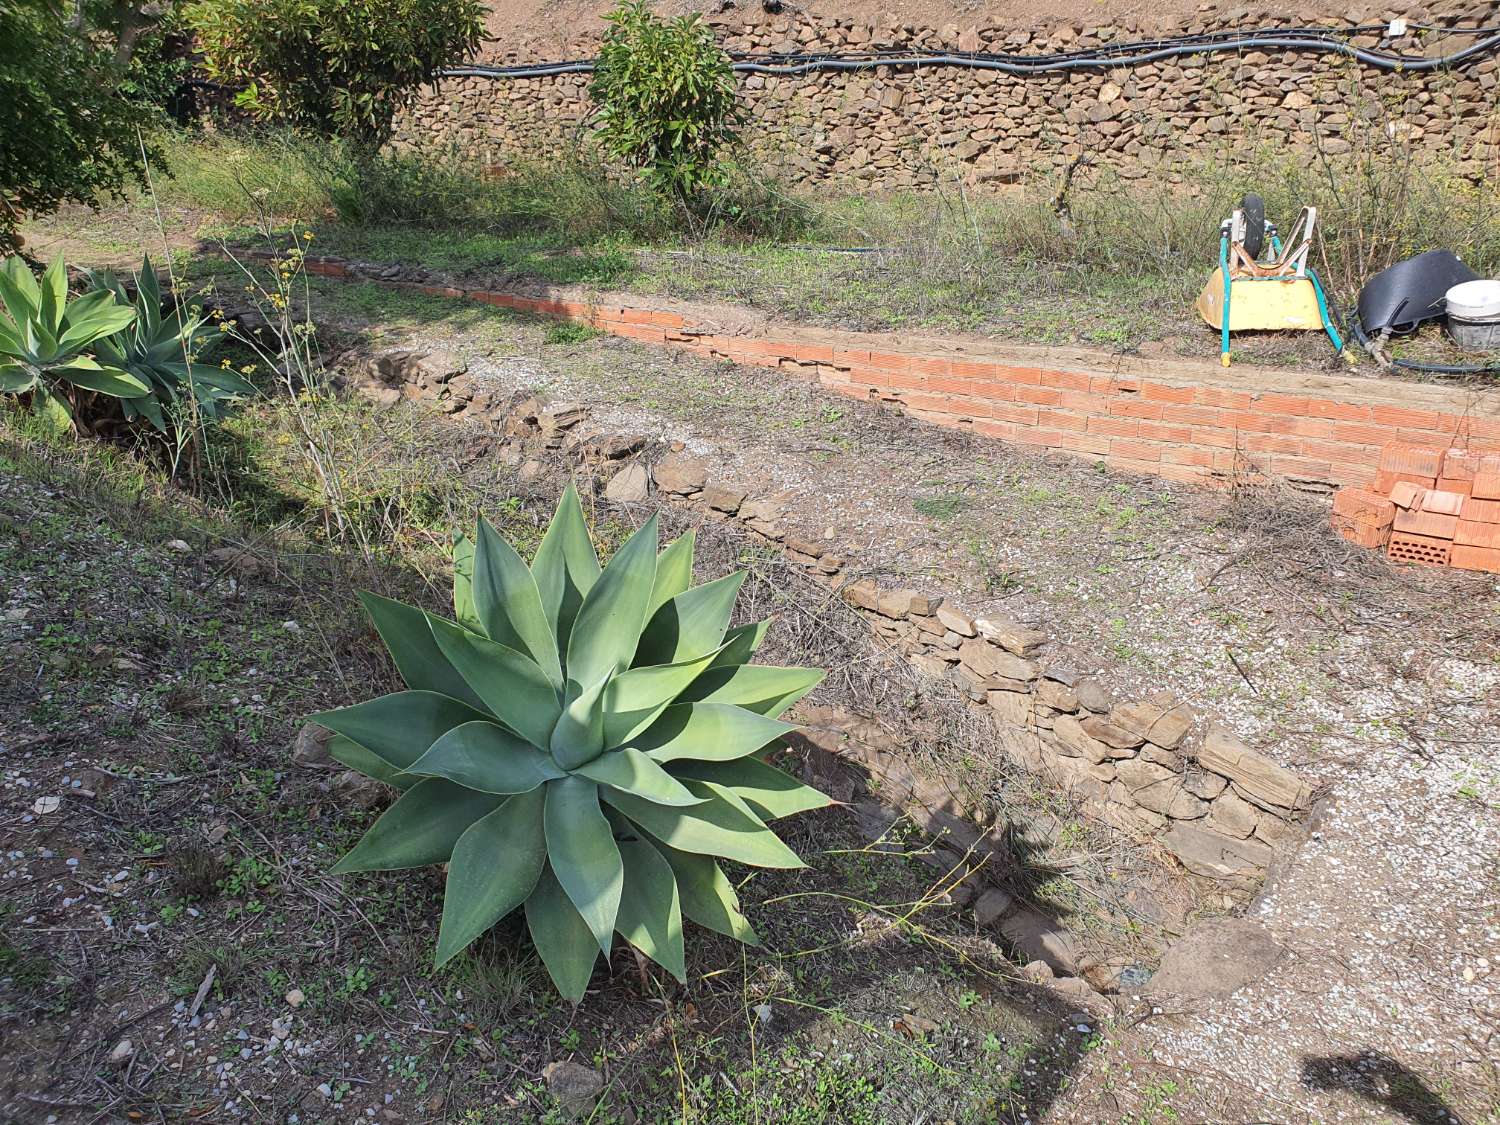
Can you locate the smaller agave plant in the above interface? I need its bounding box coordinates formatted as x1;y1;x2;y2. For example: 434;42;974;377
89;257;254;432
313;486;829;1001
0;255;143;429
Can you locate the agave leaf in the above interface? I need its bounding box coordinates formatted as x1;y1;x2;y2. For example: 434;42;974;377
137;256;162;333
55;361;149;398
711;619;772;669
651;837;759;945
564;514;659;689
574;748;704;807
474;516;563;686
428;615;562;749
435;789;547;967
57;289;137;351
646;530;695;618
635;702;795;764
635;571;745;667
406;720;565;794
31;386;73;433
0;363;34;393
668;756;831;820
0;317;23;356
680;664;825;718
38;256;67;334
0;256;41;325
601;645;724;748
452;534;482;633
615;835;686;981
331;779;505;873
531;483;600;663
550;674;609;770
525;865;600;1003
544;776;623;956
357;592;487;712
602;783;805;869
328;734;419;790
309;690;491;773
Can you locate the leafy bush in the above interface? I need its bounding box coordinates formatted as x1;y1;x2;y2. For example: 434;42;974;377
89;258;254;432
185;0;484;145
0;256;144;430
314;487;827;1000
590;0;744;201
0;0;163;251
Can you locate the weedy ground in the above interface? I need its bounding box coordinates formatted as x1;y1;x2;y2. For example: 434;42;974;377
6;143;1500;1123
0;442;1110;1124
22;127;1500;371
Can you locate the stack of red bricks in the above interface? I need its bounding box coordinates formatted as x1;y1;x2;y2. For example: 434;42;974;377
1331;444;1500;572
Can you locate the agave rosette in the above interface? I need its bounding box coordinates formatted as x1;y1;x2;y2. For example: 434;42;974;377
314;485;828;1000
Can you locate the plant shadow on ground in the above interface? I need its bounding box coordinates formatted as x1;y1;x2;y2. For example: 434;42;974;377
0;400;1107;1122
1302;1052;1473;1125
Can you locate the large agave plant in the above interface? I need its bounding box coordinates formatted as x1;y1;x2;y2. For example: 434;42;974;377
89;257;254;432
313;486;828;1001
0;255;144;429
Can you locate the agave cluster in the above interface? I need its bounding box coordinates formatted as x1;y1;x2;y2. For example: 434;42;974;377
89;258;251;432
314;487;828;1000
0;256;143;428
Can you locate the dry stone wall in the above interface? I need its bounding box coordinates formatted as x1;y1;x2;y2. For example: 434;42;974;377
398;4;1500;188
337;346;1319;890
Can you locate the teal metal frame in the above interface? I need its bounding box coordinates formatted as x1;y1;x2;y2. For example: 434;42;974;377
1217;229;1345;361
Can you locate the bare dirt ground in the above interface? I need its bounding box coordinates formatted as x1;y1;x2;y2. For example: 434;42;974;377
297;276;1500;1122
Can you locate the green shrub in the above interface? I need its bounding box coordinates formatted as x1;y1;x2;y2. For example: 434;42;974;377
185;0;484;145
590;0;744;202
0;1;164;250
314;486;828;1000
89;258;255;432
0;255;145;431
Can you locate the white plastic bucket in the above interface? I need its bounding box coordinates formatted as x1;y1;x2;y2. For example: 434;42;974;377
1446;279;1500;351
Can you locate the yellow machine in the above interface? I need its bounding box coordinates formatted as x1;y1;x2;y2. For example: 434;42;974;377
1196;194;1344;366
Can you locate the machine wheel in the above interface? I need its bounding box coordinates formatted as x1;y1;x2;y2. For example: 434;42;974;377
1240;193;1266;261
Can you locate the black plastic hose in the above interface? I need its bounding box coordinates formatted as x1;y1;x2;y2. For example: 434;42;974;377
441;24;1500;80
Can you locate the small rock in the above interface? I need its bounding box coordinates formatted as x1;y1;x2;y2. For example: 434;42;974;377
291;723;336;769
1073;678;1112;713
334;770;386;810
972;887;1014;926
110;1039;135;1064
543;1060;605;1117
701;486;746;513
285;989;306;1008
935;604;977;637
975;616;1047;656
651;453;707;495
31;796;61;815
1146;918;1283;1000
603;462;649;502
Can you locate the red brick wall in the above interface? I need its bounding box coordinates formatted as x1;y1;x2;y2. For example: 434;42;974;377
294;256;1500;492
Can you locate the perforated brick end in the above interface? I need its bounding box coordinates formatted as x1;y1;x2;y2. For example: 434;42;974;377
1387;532;1452;568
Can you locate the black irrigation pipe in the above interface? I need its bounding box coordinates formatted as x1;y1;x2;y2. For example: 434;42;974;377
442;23;1500;80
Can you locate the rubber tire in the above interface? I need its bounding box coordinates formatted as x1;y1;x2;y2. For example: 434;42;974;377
1240;193;1266;261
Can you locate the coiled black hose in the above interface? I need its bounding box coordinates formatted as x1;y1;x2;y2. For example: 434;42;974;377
442;23;1500;80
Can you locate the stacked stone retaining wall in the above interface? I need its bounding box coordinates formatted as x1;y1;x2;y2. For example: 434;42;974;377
397;3;1500;188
